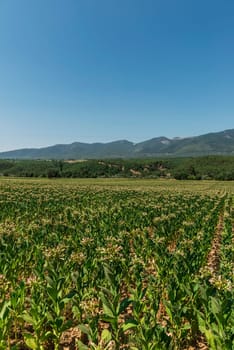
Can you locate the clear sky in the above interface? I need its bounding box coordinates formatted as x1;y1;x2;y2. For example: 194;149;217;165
0;0;233;151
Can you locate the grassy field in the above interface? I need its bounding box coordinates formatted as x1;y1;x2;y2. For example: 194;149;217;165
0;178;233;349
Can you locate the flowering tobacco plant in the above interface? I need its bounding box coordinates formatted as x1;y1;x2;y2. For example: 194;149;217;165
0;178;233;348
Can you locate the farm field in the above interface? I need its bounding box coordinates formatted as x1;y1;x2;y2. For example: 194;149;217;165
0;178;233;350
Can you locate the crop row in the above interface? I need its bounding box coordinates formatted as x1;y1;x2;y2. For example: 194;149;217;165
0;180;233;349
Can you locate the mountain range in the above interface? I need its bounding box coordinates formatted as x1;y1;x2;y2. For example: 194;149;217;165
0;129;234;159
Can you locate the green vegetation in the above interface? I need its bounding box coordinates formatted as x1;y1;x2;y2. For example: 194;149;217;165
0;178;233;349
0;156;234;180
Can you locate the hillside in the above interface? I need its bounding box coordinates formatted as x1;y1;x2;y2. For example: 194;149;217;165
0;129;234;159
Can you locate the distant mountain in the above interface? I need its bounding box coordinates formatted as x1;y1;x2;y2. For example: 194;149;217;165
0;129;234;159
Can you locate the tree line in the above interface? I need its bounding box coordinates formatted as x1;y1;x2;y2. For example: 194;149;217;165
0;156;233;180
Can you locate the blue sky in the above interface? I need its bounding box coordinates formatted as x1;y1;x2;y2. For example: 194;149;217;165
0;0;233;151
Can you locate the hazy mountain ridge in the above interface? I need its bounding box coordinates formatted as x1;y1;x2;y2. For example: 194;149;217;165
0;129;234;159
